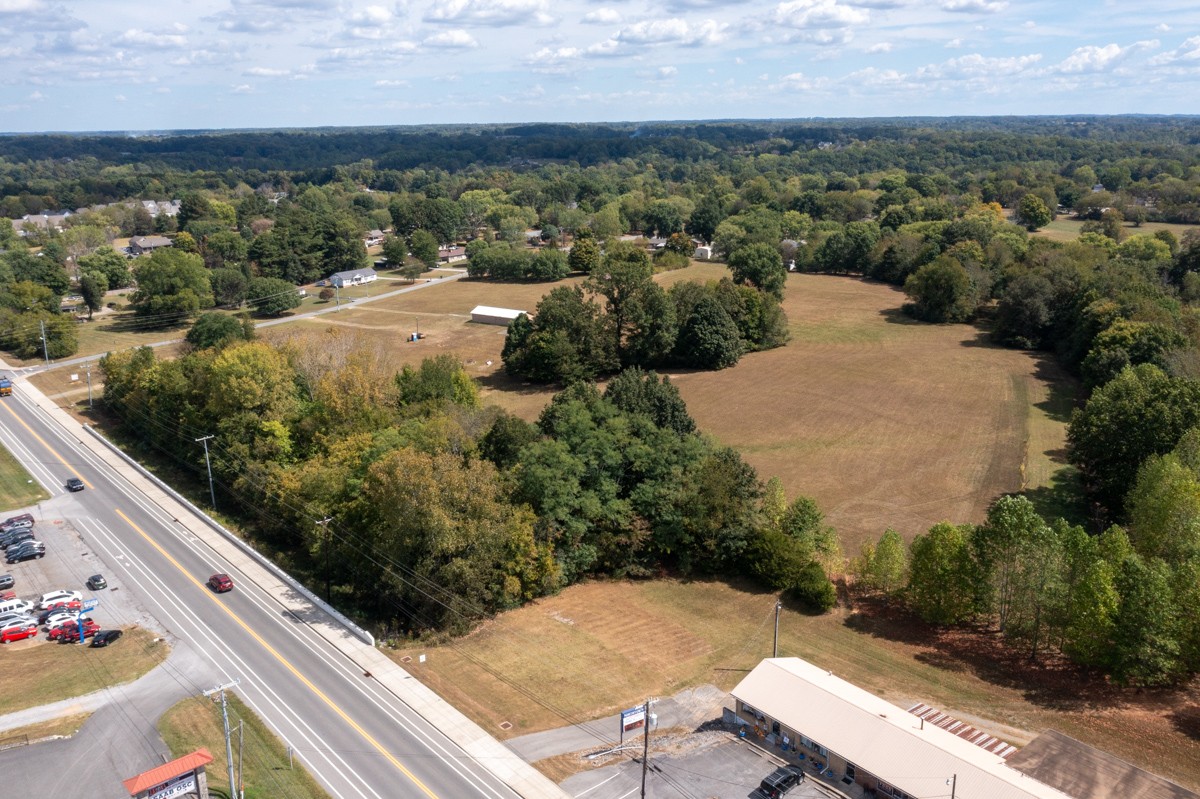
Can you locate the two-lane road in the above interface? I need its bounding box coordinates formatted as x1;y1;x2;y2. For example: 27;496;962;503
0;386;524;799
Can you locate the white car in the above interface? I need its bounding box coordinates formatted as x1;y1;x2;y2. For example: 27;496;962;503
0;612;34;627
38;590;82;610
0;617;36;633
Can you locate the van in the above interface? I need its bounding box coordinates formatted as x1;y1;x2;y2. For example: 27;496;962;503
0;597;34;616
757;766;805;799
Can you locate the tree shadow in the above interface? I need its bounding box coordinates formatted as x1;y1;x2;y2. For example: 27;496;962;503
1169;705;1200;742
878;307;923;326
1022;467;1090;528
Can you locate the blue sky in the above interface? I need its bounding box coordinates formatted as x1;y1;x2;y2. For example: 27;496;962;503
1;0;1199;132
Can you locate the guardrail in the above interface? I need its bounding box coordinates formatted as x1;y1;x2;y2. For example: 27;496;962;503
82;424;375;646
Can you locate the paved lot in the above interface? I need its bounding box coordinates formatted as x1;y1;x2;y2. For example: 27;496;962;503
562;735;838;799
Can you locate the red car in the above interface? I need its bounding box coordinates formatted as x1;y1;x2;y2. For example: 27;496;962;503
0;623;38;643
54;619;99;643
207;573;234;593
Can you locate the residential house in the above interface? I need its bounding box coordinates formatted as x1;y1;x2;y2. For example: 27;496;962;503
329;268;378;288
438;246;467;264
130;235;173;255
364;229;385;247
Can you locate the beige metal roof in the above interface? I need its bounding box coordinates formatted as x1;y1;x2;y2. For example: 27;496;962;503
732;659;1075;799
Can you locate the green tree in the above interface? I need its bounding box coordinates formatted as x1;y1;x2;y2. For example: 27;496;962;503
1125;452;1200;563
210;268;249;307
130;249;213;323
78;271;108;320
409;229;439;268
603;368;695;436
727;243;787;299
186;312;253;351
686;194;724;243
903;256;975;323
381;235;408;267
247;276;302;316
568;237;601;274
77;247;131;289
907;522;978;625
1109;554;1183;686
859;528;908;596
672;291;744;369
587;243;654;365
1016;194;1052;230
785;561;837;612
396;354;479;409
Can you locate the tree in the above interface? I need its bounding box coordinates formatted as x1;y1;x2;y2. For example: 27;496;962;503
568;237;601;274
1109;554;1184;686
129;249;213;323
78;271;108;320
186;312;253;351
1016;194;1052;231
728;243;787;299
396;354;479;409
672;291;744;369
903;256;975;323
409;229;439;268
859;528;908;596
381;235;408;267
587;243;654;365
210;268;249;307
77;247;131;289
785;561;837;612
907;522;978;625
177;193;213;229
687;194;724;243
603;368;696;436
247;276;302;316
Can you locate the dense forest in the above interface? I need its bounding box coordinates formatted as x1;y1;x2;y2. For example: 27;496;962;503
5;116;1200;685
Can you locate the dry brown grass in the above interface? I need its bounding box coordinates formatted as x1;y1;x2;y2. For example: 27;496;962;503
389;578;1200;790
1032;217;1199;243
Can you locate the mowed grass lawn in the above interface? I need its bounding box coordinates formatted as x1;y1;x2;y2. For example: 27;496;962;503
1032;216;1199;243
392;578;1200;791
159;692;330;799
0;440;50;511
0;627;166;716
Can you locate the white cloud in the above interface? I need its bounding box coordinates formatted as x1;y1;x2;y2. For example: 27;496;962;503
1146;36;1199;68
525;46;582;73
1054;40;1157;74
0;0;38;11
114;94;127;102
584;38;621;57
773;71;824;91
423;29;479;48
941;0;1007;12
582;8;621;25
232;84;254;93
356;5;393;24
917;51;1041;79
615;18;726;47
1155;23;1170;33
245;66;290;76
865;42;891;53
946;37;963;48
773;0;870;30
425;0;554;27
374;78;410;86
115;29;188;49
28;90;43;101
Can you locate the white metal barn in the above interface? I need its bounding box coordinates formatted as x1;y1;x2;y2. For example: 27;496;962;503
470;306;526;326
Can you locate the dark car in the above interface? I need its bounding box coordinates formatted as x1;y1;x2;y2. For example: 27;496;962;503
90;629;122;647
65;478;85;492
0;514;34;533
6;545;44;564
207;573;234;593
757;766;805;799
86;574;108;591
0;530;34;548
0;574;12;591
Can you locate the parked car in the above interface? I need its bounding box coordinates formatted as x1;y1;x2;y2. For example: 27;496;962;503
0;530;34;548
0;617;36;634
0;573;13;590
0;622;37;643
57;619;100;643
0;612;34;627
65;478;85;492
6;539;42;555
6;544;44;564
207;573;234;593
38;590;82;609
47;617;92;639
0;598;34;615
37;602;81;623
86;574;107;591
0;590;14;601
42;610;83;629
0;514;34;532
90;629;122;647
756;766;805;799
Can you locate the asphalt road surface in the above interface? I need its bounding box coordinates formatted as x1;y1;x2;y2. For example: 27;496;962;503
0;385;523;799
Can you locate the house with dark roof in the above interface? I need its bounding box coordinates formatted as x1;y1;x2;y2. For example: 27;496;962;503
130;235;173;255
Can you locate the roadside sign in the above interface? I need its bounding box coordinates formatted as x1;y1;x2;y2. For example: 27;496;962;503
81;598;99;611
619;706;646;742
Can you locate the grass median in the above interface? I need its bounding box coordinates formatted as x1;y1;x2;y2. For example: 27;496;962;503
158;692;331;799
0;441;50;512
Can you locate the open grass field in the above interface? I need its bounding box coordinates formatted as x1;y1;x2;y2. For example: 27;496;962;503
391;578;1200;791
0;440;50;511
1032;216;1200;243
158;691;331;799
0;627;166;716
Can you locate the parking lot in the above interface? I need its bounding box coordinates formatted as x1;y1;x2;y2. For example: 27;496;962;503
0;500;166;651
562;732;842;799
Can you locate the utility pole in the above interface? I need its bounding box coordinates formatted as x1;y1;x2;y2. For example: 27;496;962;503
334;284;341;311
39;319;49;369
640;698;656;799
773;600;783;658
316;517;333;602
948;773;956;799
202;680;241;798
85;360;93;409
196;435;216;510
237;720;245;799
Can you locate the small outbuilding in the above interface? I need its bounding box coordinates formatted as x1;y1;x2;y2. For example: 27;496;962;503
329;268;378;288
470;305;525;326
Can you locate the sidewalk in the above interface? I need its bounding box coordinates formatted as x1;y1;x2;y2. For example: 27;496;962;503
7;372;570;799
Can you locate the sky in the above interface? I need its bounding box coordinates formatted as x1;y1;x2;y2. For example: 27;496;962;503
1;0;1199;133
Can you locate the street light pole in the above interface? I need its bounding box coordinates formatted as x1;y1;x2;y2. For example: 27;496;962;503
316;517;333;602
773;600;782;658
949;773;957;799
196;435;216;510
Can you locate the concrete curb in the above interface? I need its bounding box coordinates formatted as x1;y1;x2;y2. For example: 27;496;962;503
82;423;375;647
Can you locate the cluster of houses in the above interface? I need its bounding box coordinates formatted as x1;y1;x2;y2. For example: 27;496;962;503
9;199;181;237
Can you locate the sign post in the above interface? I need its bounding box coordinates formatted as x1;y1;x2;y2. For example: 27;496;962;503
619;705;646;744
76;599;98;645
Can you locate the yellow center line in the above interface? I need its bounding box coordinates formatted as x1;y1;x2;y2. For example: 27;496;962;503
0;397;91;488
112;508;439;799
